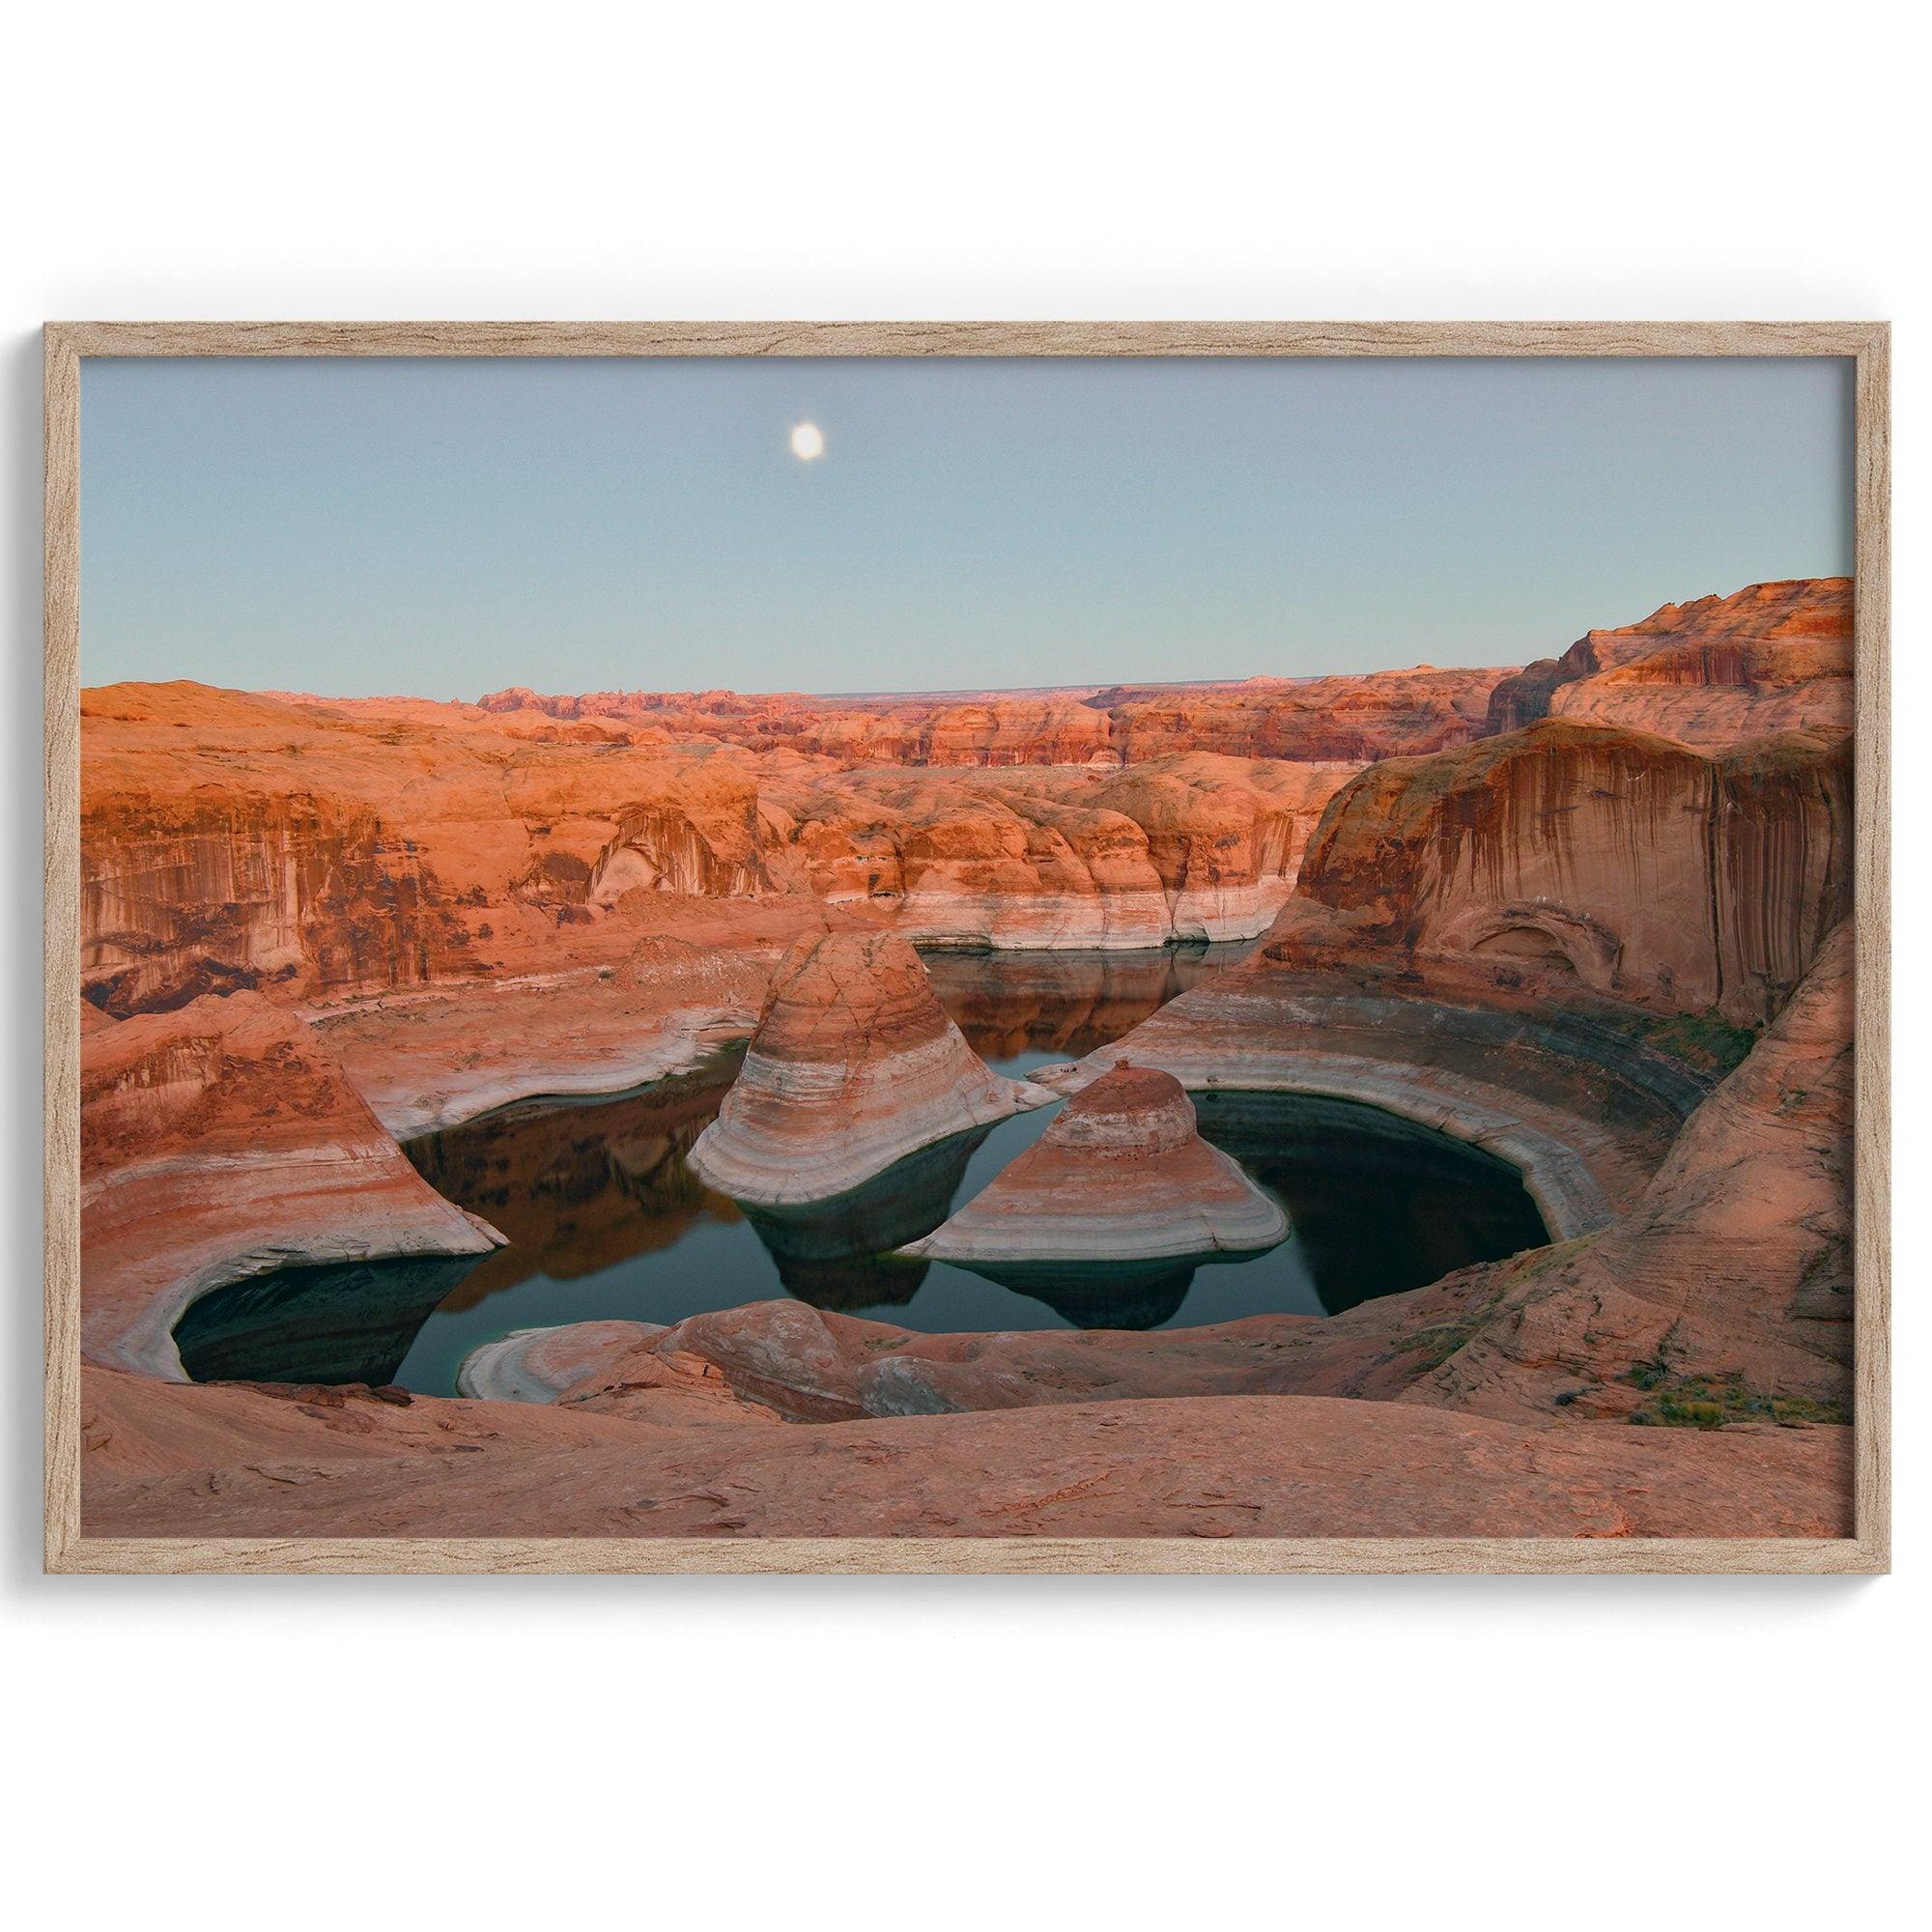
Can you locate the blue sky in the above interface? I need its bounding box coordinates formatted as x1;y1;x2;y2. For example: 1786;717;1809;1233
80;355;1853;698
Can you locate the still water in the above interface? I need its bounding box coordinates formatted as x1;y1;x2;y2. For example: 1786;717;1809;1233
173;945;1548;1393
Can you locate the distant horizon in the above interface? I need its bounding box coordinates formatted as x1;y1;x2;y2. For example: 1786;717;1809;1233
81;357;1853;700
84;569;1851;708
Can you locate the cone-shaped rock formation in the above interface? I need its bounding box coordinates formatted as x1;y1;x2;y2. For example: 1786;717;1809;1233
686;930;1053;1205
902;1064;1286;1265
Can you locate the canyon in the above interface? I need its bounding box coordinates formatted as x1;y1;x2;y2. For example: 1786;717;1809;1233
73;575;1862;1547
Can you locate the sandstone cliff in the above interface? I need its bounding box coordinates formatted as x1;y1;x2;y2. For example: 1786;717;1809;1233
480;665;1511;767
81;683;1362;1016
1294;717;1851;1024
753;753;1360;948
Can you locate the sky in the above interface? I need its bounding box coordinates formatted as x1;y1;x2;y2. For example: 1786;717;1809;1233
79;355;1853;699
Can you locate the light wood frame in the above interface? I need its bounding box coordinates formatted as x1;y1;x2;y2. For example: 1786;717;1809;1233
43;321;1891;1575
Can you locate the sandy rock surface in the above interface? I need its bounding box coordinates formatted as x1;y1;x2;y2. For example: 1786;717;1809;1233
81;1366;1850;1541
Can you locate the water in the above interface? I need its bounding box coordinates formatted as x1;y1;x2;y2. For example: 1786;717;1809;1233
172;944;1548;1393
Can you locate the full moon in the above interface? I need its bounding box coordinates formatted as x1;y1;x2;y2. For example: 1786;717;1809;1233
789;421;825;461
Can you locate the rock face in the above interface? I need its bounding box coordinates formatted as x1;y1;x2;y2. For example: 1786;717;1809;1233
903;1065;1286;1265
1296;718;1851;1024
310;909;810;1139
1398;921;1857;1424
81;685;1361;1019
1100;667;1508;762
1484;578;1851;747
756;753;1362;949
79;991;502;1380
355;923;1851;1527
686;931;1055;1205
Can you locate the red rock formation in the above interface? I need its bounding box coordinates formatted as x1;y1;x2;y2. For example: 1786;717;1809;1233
687;930;1055;1204
72;581;1862;1546
1036;961;1709;1242
456;1321;783;1428
1103;667;1507;762
1295;718;1851;1023
310;902;838;1138
80;990;501;1378
757;753;1360;947
1485;578;1851;747
480;668;1513;768
904;1065;1286;1264
81;684;1358;1017
76;928;1857;1541
1399;923;1856;1422
82;683;867;1001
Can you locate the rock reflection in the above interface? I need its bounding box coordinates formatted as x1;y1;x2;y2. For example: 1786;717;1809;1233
739;1129;988;1309
947;1256;1199;1330
172;1253;485;1386
920;940;1259;1061
403;1052;744;1307
172;949;1553;1396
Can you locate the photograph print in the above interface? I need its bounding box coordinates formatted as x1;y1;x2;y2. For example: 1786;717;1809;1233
56;333;1882;1567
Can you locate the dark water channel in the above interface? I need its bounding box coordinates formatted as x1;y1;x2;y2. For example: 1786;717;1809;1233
173;944;1548;1394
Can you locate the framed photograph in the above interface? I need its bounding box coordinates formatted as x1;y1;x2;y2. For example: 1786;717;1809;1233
44;322;1889;1575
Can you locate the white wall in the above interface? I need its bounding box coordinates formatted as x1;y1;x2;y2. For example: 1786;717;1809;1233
3;5;1919;1924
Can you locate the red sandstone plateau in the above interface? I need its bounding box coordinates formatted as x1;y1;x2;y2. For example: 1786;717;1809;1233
71;576;1862;1548
902;1065;1286;1265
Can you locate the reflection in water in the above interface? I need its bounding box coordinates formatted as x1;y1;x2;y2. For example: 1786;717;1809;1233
171;943;1548;1394
172;1253;485;1386
1191;1091;1548;1314
951;1255;1200;1330
922;941;1260;1062
740;1129;987;1309
404;1053;747;1309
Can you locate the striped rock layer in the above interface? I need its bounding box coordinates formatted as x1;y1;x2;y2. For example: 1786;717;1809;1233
686;930;1053;1206
903;1065;1286;1265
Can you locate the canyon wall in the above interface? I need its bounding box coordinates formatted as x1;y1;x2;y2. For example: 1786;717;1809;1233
83;684;1364;1014
80;576;1851;1016
746;754;1360;948
1294;717;1852;1023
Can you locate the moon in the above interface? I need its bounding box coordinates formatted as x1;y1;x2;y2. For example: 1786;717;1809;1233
789;421;825;462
